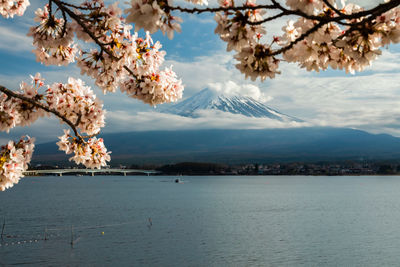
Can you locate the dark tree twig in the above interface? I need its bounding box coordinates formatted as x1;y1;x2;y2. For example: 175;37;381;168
0;85;97;143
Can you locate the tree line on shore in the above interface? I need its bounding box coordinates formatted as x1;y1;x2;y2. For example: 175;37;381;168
28;161;400;176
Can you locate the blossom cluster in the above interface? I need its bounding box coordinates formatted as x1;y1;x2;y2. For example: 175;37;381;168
0;136;34;191
57;130;110;169
214;0;400;79
28;1;183;106
40;75;108;168
46;77;105;136
285;0;335;16
0;74;110;189
280;2;400;74
28;5;77;66
0;74;46;132
214;0;280;81
0;0;29;18
125;0;209;38
125;0;183;39
119;34;183;105
1;74;105;136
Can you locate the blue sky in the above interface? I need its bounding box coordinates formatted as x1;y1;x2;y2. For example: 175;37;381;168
1;0;400;144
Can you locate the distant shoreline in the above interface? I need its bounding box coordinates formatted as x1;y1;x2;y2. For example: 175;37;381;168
24;173;400;177
27;161;400;176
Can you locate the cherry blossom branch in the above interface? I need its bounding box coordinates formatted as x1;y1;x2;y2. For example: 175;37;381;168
53;0;399;67
233;0;400;28
171;0;400;59
74;112;82;127
53;0;143;88
247;12;286;25
48;0;53;16
61;9;68;37
0;85;90;143
169;0;400;20
168;3;277;13
58;1;100;10
272;21;327;56
52;0;118;61
274;1;399;56
322;0;343;15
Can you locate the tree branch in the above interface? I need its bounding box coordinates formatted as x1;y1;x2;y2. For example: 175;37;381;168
52;0;118;61
61;9;67;38
52;0;142;87
247;12;286;25
168;3;277;14
265;0;399;56
58;1;99;10
74;112;82;127
0;85;96;143
170;0;400;25
322;0;343;16
272;20;328;56
169;0;400;57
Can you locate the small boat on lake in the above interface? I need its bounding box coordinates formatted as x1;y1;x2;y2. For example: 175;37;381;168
175;178;185;184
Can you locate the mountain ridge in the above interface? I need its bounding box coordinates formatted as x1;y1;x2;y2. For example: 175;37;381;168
160;88;302;122
33;127;400;165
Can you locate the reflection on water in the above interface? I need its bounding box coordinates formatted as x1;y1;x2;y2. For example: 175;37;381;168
1;175;400;266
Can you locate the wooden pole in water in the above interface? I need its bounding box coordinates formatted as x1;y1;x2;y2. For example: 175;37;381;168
70;225;74;247
1;218;5;241
44;225;48;241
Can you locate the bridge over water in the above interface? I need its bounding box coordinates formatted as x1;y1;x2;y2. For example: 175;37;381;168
24;168;161;176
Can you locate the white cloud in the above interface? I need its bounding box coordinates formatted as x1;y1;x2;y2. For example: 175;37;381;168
106;110;309;132
0;26;33;53
366;51;400;73
165;53;236;97
207;81;273;102
0;116;68;144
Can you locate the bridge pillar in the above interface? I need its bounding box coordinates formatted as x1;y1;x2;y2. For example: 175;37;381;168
59;173;62;177
91;172;94;176
123;172;126;176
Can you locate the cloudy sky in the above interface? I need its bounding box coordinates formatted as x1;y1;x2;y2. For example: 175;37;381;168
0;0;400;144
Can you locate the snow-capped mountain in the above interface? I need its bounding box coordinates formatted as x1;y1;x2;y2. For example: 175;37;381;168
161;88;302;122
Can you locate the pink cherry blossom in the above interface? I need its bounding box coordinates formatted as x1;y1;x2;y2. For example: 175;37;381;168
0;136;35;191
28;5;77;66
0;0;29;18
57;130;111;169
125;0;183;39
46;77;105;136
235;43;280;81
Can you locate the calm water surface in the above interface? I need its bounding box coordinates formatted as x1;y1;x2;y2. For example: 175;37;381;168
1;175;400;266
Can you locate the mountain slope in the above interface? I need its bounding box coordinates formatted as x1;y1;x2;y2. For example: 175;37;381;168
34;128;400;165
161;88;302;121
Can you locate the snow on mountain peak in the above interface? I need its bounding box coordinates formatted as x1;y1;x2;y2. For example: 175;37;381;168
160;88;302;122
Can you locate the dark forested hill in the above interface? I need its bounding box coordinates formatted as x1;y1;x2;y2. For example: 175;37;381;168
33;127;400;165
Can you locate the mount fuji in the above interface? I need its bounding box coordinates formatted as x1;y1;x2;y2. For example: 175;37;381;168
160;88;302;122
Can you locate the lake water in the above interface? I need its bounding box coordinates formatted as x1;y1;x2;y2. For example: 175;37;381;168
1;175;400;266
